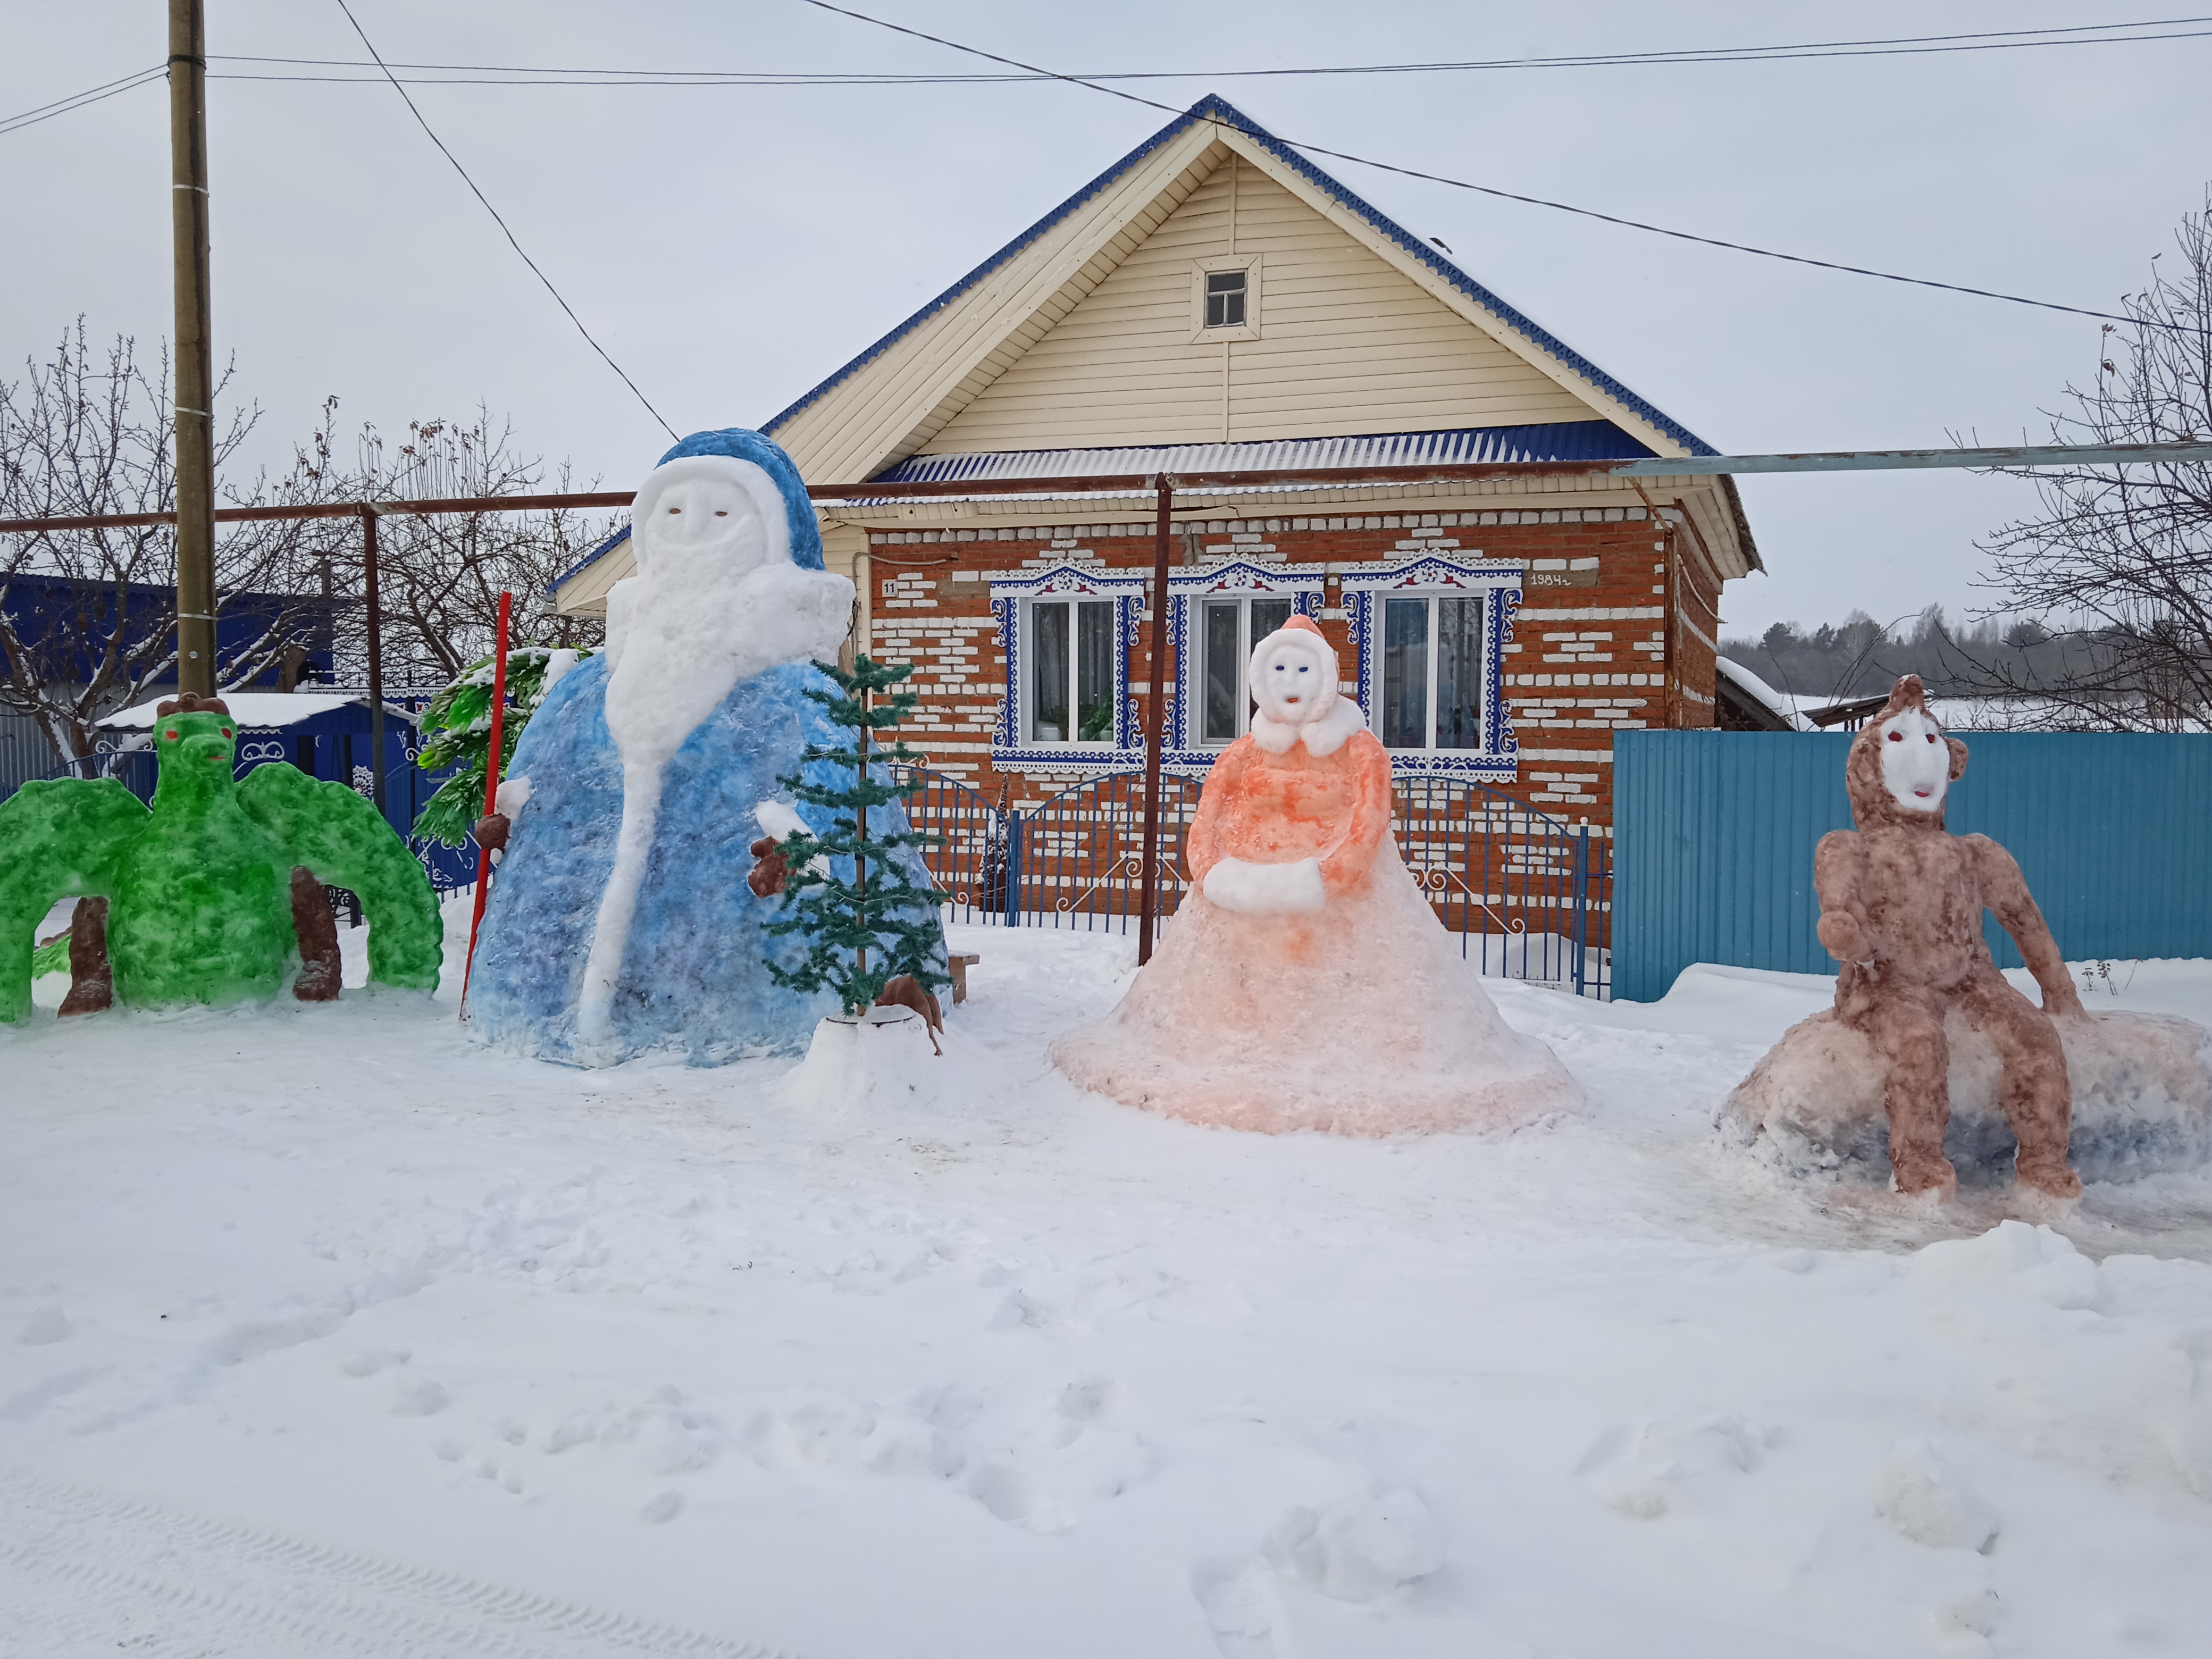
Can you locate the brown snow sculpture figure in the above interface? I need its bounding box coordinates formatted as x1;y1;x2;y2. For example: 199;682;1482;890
1795;676;2081;1199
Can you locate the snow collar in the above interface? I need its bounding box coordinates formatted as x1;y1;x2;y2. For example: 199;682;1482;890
1251;699;1366;757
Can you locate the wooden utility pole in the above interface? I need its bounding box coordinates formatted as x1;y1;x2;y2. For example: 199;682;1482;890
169;0;216;699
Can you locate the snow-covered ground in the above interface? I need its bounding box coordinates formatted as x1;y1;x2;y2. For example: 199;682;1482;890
4;899;2210;1658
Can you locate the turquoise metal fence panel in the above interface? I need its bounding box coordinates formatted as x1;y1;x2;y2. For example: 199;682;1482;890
1614;731;2212;1003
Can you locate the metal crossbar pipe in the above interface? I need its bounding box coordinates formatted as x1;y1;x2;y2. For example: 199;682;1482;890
9;441;2212;538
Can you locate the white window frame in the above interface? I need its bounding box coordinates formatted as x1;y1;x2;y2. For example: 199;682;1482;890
1191;591;1301;748
1161;560;1326;773
1372;588;1489;753
1340;556;1524;783
1187;255;1263;343
987;564;1147;774
1020;593;1120;749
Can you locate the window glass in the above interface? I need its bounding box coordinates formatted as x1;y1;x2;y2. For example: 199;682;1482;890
1030;601;1068;742
1249;597;1292;642
1076;601;1115;741
1203;600;1241;743
1435;596;1484;749
1205;270;1247;328
1381;597;1429;748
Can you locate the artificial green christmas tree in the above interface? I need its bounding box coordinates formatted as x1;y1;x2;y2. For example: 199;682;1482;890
763;656;949;1018
414;646;593;848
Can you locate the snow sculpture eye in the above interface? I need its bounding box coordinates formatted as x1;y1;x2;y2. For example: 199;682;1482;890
163;728;178;740
1887;731;1903;742
667;507;681;514
220;727;232;738
1925;733;1937;743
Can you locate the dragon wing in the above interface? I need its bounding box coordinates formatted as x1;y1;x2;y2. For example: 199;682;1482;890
0;777;147;1022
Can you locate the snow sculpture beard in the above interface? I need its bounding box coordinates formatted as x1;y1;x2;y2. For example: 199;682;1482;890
576;455;855;1053
1247;621;1364;757
1876;706;1952;815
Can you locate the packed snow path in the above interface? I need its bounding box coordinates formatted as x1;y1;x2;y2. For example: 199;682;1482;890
3;903;2210;1658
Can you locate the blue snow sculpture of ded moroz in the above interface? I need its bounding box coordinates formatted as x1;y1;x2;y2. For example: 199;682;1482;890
465;428;940;1066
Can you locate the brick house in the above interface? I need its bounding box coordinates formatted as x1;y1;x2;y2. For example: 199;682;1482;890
556;95;1760;838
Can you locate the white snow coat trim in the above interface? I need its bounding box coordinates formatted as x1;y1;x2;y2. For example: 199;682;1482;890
1250;700;1365;758
577;454;858;1053
1204;856;1327;915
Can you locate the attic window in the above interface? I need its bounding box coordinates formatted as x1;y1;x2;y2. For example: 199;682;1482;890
1203;270;1247;328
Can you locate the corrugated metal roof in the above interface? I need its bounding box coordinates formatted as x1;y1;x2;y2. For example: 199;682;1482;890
549;419;1661;591
872;420;1656;485
759;94;1719;458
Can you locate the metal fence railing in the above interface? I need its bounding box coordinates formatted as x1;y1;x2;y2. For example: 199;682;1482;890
891;764;1610;997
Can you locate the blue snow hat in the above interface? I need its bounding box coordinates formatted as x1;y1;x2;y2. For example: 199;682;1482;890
654;428;824;572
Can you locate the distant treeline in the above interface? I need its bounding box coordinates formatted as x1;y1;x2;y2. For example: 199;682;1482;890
1719;606;2106;705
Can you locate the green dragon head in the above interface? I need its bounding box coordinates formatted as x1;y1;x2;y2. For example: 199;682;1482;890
150;694;239;804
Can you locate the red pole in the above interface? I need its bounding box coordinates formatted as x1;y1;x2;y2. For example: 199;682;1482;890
458;591;514;1018
1135;474;1174;966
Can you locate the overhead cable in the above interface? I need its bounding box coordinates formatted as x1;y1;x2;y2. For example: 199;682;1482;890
0;65;167;137
795;0;2198;336
198;15;2212;82
329;0;677;441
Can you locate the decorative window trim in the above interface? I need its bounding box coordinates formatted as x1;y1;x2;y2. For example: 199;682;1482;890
988;564;1149;774
1162;560;1327;773
1340;556;1524;782
1188;255;1263;343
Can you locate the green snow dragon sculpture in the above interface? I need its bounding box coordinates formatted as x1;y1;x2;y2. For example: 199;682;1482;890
0;694;442;1022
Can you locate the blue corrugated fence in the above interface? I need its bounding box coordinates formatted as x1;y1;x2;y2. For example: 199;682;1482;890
1613;731;2212;1002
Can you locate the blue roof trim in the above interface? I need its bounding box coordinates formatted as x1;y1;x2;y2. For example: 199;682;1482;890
551;523;630;593
760;94;1717;458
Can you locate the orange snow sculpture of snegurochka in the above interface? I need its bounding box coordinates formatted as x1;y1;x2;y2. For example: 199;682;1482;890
1051;616;1578;1135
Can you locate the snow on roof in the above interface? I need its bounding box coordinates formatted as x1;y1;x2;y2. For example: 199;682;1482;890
1715;657;1815;732
758;94;1721;459
98;692;420;731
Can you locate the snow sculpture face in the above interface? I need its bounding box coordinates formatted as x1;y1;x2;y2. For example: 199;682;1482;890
1250;628;1338;727
1878;705;1951;812
629;456;786;588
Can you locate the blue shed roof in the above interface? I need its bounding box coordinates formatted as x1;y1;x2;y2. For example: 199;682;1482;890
761;94;1717;458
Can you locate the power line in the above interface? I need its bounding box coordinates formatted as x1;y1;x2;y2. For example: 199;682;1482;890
0;65;166;137
795;0;2197;337
329;0;677;442
15;14;2212;130
196;16;2212;81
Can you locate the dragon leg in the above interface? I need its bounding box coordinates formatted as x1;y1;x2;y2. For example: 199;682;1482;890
238;765;443;993
290;867;342;1001
0;778;147;1022
57;897;115;1017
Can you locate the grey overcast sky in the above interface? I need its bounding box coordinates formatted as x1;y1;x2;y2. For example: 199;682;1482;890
5;2;2208;638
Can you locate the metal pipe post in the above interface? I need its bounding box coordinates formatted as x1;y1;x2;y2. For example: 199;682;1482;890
1135;474;1175;966
362;506;386;816
167;0;215;698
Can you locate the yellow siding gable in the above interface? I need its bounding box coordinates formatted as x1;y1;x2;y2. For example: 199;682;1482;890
925;154;1599;455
